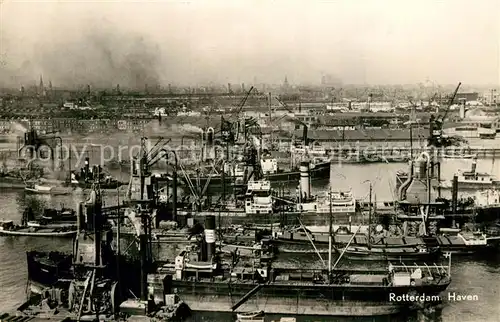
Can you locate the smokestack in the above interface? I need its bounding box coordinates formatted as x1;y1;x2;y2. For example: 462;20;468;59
459;102;466;119
20;86;25;97
87;84;91;96
242;83;245;93
471;157;477;173
300;162;311;200
418;158;427;179
205;215;216;261
168;84;172;94
145;83;149;94
302;125;308;147
201;131;206;162
116;84;120;93
206;127;215;159
84;157;90;176
228;83;232;94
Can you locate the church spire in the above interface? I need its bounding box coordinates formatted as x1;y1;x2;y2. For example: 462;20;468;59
39;75;46;96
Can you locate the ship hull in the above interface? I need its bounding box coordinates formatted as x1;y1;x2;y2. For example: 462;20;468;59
170;280;447;316
26;251;73;289
340;248;441;261
177;210;357;226
440;182;500;190
67;181;124;190
24;187;71;195
0;228;77;237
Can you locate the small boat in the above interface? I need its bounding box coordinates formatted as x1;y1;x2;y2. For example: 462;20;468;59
40;208;76;221
339;245;441;261
0;220;77;237
26;251;74;292
24;183;70;195
236;310;265;321
442;153;477;159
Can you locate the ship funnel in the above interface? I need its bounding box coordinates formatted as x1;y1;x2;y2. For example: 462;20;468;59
131;159;138;176
204;215;216;261
205;127;215;160
459;103;466;119
417;152;430;179
302;125;308;147
300;161;311;199
471;157;477;173
84;157;90;176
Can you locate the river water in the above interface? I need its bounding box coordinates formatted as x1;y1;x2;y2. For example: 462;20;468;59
1;160;499;321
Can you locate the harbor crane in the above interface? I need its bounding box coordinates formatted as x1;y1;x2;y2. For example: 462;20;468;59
17;122;62;171
427;82;466;148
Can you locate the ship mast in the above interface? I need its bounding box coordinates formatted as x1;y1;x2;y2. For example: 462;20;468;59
368;181;372;250
328;188;333;276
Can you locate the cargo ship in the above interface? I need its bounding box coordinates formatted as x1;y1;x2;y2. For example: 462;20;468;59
176;162;357;227
149;212;452;317
162;247;451;316
180;157;331;189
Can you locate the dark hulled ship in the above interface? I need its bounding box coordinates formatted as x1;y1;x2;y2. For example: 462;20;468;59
156;215;452;317
164;249;451;316
67;157;123;189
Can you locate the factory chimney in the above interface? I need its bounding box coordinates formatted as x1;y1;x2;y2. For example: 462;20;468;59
86;84;91;96
204;215;216;261
228;83;232;94
168;83;172;94
471;157;477;173
459;100;466;119
299;162;311;200
241;83;246;93
116;84;120;94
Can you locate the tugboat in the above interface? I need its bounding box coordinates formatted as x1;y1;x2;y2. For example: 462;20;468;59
439;157;500;191
67;157;123;189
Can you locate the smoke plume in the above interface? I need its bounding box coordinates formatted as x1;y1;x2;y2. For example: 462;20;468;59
170;124;204;136
1;19;164;89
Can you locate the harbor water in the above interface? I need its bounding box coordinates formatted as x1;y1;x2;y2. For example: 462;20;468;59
1;160;499;321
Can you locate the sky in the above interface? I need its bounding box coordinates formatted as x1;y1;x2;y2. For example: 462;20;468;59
0;0;499;88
